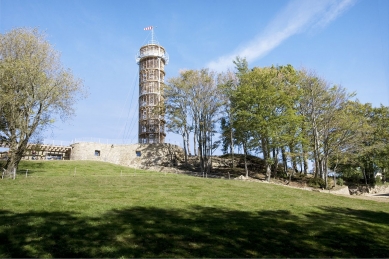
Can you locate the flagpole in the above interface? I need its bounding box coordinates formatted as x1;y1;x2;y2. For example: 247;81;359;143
151;27;154;44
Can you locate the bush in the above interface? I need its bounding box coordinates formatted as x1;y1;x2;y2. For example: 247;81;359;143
341;167;363;184
308;177;325;189
375;175;382;185
336;178;344;186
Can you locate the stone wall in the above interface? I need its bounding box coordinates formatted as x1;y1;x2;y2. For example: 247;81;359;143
70;142;184;169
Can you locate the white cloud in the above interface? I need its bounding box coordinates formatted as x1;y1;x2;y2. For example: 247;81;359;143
207;0;356;72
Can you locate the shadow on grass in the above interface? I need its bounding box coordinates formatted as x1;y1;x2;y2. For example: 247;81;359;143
374;193;389;197
0;206;388;258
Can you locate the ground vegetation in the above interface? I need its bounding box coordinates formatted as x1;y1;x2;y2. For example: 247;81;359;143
0;160;388;258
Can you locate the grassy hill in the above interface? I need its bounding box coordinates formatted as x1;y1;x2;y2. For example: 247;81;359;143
1;160;388;258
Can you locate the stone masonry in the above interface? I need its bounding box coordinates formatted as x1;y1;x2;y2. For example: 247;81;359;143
70;142;183;169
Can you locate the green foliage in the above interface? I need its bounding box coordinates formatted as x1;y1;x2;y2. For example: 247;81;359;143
330;104;389;185
340;167;364;184
166;69;222;172
337;178;344;186
375;175;382;185
307;177;326;189
0;28;86;175
231;65;303;181
167;59;389;188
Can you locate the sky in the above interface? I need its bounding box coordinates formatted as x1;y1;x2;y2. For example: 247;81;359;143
0;0;388;151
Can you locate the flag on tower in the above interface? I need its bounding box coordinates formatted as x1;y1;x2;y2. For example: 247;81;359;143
144;26;153;31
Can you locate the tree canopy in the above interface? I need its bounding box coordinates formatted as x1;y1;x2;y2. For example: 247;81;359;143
165;58;389;187
0;28;86;176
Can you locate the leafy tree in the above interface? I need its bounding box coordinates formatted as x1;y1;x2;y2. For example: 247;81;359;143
232;65;299;181
218;69;239;167
298;70;362;187
0;28;85;177
191;69;222;176
331;103;389;185
165;74;192;165
165;69;222;175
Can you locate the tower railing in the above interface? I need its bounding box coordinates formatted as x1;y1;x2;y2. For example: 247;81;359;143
136;51;169;64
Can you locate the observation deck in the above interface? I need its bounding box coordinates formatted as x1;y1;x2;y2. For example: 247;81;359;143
136;41;169;65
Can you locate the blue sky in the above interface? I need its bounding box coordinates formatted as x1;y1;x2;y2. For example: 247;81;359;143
1;0;388;149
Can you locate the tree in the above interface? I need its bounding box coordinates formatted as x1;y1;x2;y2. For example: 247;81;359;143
330;103;389;185
165;69;222;176
233;66;295;181
0;28;85;177
165;73;192;165
189;69;222;176
218;69;238;167
298;70;360;187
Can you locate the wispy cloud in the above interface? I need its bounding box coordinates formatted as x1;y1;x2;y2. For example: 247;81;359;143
207;0;356;72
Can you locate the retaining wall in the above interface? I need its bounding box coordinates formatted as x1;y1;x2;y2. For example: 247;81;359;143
70;142;183;169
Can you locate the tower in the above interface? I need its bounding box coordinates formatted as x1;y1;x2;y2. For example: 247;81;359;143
136;27;169;144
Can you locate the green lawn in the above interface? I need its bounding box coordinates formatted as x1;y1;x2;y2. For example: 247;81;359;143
1;160;388;258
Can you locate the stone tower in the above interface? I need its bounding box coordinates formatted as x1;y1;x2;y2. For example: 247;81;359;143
136;27;169;144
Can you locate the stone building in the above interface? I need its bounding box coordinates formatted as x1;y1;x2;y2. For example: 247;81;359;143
70;142;183;169
1;142;184;170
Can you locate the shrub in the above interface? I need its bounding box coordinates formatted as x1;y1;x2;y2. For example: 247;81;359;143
336;178;344;186
375;175;382;185
308;177;325;189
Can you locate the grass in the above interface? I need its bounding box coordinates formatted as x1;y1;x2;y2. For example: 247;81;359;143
0;160;388;258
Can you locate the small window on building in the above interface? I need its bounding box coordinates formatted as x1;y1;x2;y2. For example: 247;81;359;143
95;150;100;156
136;151;141;157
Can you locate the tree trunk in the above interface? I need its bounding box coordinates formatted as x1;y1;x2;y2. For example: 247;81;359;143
261;137;272;182
323;155;328;189
289;144;298;174
272;148;279;179
303;149;308;175
363;165;368;185
193;121;198;156
185;127;191;156
230;129;235;168
281;146;288;176
243;142;248;178
182;132;188;166
266;164;271;182
5;147;24;178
